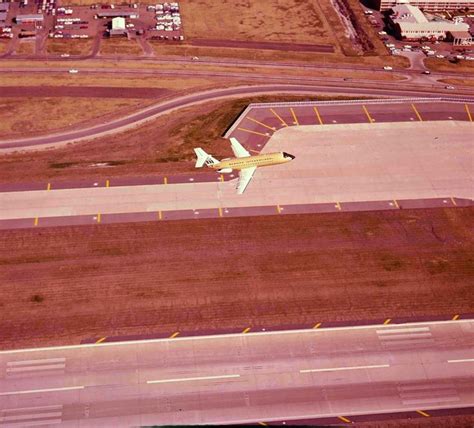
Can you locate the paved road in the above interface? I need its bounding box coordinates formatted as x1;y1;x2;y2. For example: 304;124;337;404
0;320;472;426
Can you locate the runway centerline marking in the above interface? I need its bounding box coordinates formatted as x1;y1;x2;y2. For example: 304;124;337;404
362;105;375;123
0;386;84;396
270;108;288;127
447;358;474;363
313;106;323;125
290;108;299;125
465;104;473;122
147;374;241;384
300;364;389;373
246;116;276;131
237;127;270;137
411;104;423;121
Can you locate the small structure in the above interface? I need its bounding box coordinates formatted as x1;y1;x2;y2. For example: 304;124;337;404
108;16;127;37
96;10;138;19
448;30;474;45
15;14;44;24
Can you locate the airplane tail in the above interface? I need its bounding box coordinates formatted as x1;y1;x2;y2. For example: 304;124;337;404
194;148;219;168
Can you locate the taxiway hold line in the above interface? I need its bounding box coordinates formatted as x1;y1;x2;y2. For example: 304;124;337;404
147;374;241;384
269;108;288;127
300;364;390;373
0;386;84;397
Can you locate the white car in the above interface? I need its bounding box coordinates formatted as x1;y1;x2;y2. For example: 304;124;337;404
383;66;393;71
68;69;79;74
445;85;455;90
60;53;70;57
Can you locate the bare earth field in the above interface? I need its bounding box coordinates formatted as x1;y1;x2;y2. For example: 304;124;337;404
0;97;147;137
359;414;474;427
46;39;94;56
0;39;9;54
425;57;474;73
0;207;472;350
15;40;35;55
99;38;143;56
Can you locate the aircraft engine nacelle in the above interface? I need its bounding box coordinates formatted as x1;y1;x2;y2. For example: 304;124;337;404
218;168;233;174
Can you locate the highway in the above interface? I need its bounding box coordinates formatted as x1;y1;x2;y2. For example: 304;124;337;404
0;320;473;426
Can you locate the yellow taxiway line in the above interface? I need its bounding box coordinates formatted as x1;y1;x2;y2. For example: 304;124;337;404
411;104;423;121
95;337;107;344
416;410;430;418
338;416;352;423
270;108;288;127
169;332;180;339
237;127;270;137
313;106;323;125
290;107;299;125
242;327;251;334
246;116;276;131
465;104;473;122
362;105;375;123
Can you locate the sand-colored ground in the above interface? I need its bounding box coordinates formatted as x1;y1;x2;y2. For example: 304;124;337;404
15;40;35;55
425;57;474;73
99;38;143;56
0;39;9;54
0;207;472;350
46;39;94;56
0;97;146;137
440;78;474;88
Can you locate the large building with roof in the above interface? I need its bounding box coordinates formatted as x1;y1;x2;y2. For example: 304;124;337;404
372;0;474;12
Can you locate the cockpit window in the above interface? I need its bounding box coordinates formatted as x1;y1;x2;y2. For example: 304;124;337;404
283;152;295;159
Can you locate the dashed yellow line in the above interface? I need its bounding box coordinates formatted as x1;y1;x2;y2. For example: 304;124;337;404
164;176;168;185
46;183;51;191
335;202;342;211
170;332;180;339
452;314;460;321
97;213;101;223
34;217;39;227
95;337;106;344
411;104;423;121
237;127;270;137
242;327;251;334
313;322;322;329
270;108;288;127
246;116;276;131
158;211;163;220
450;197;457;206
338;416;352;423
218;207;223;217
362;105;375;123
384;318;391;325
313;106;323;125
105;179;110;188
465;104;473;122
416;410;430;418
290;107;299;125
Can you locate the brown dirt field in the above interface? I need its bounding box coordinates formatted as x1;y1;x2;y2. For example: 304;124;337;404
99;38;143;56
0;95;362;184
439;78;474;87
359;414;474;427
425;57;474;73
15;40;35;55
0;97;147;137
46;39;94;56
0;207;472;350
0;39;9;54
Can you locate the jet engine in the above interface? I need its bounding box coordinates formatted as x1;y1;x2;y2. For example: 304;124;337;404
218;168;233;174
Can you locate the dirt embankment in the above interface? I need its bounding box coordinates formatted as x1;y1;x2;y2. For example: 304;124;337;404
0;207;472;350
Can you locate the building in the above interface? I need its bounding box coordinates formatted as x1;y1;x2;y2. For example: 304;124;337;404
388;4;470;39
15;14;43;24
96;10;138;19
371;0;474;12
108;16;127;37
448;29;474;44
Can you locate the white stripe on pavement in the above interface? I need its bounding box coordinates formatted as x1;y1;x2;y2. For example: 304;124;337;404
300;364;390;373
147;374;241;384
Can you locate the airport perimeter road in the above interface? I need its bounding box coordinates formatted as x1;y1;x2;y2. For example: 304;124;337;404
0;320;473;426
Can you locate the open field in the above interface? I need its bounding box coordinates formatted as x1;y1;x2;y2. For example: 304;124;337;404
46;39;94;56
99;38;143;56
0;207;472;349
0;95;361;183
0;97;146;137
425;57;474;73
439;78;474;87
0;39;9;54
359;414;474;427
15;40;35;55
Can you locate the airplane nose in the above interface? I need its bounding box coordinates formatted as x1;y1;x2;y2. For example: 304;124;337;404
283;152;295;160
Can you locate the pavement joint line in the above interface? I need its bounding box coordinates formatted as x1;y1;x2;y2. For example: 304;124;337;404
269;108;288;127
164;177;168;185
290;107;299;125
146;374;240;384
452;314;460;320
465;104;473;122
313;106;323;125
416;410;430;417
362;105;374;123
338;416;352;423
242;327;251;334
46;183;51;191
105;180;110;188
95;337;106;344
450;197;457;206
0;386;85;397
313;323;322;329
237;127;270;137
300;364;390;373
447;358;474;363
4;319;473;354
411;104;423;122
384;319;391;325
246;116;276;131
33;217;39;227
335;201;342;211
169;332;180;339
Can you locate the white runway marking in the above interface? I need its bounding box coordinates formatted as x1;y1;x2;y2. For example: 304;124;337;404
147;374;241;384
0;385;84;396
300;364;390;373
447;358;474;363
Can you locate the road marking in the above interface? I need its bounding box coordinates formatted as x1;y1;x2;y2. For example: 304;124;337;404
95;337;106;344
452;314;460;320
258;423;268;427
393;199;400;209
7;364;66;373
164;176;168;185
158;211;163;220
246;116;276;131
169;332;180;339
97;213;101;223
46;183;51;191
416;410;430;417
411;104;423;121
300;364;389;373
377;327;429;334
338;416;352;423
1;412;63;422
0;386;84;396
384;318;391;325
7;358;65;366
465;104;473;122
105;179;110;188
448;358;474;363
34;217;39;227
362;105;374;123
147;374;240;384
450;197;457;206
276;204;282;214
335;201;341;211
218;207;223;218
290;107;299;125
220;174;224;182
313;106;323;125
270;108;288;127
237;127;270;137
242;327;251;334
313;323;321;329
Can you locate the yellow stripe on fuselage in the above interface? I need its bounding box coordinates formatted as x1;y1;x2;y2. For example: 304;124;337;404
213;152;287;171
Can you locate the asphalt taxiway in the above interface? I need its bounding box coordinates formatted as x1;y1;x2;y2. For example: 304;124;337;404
0;320;473;426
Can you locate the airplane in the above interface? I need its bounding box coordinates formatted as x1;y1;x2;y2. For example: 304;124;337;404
194;138;295;194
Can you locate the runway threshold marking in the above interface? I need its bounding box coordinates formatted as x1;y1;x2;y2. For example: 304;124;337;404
242;327;251;334
313;323;322;329
246;116;276;131
416;410;430;417
270;108;288;127
465;104;473;122
95;337;107;344
0;385;85;397
313;106;323;125
300;364;389;373
147;374;240;384
362;105;375;123
452;314;460;320
411;104;423;121
338;416;352;423
169;332;180;339
237;127;270;137
46;183;51;191
34;217;39;227
290;107;299;125
384;318;391;325
450;197;457;206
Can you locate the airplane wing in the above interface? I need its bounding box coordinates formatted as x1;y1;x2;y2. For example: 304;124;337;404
236;167;257;194
230;137;250;158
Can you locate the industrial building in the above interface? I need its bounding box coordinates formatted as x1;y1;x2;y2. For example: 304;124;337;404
388;4;470;39
108;16;128;37
371;0;474;12
15;13;44;24
96;10;138;19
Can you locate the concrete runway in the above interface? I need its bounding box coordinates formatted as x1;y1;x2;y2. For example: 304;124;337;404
0;320;473;426
0;120;472;227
